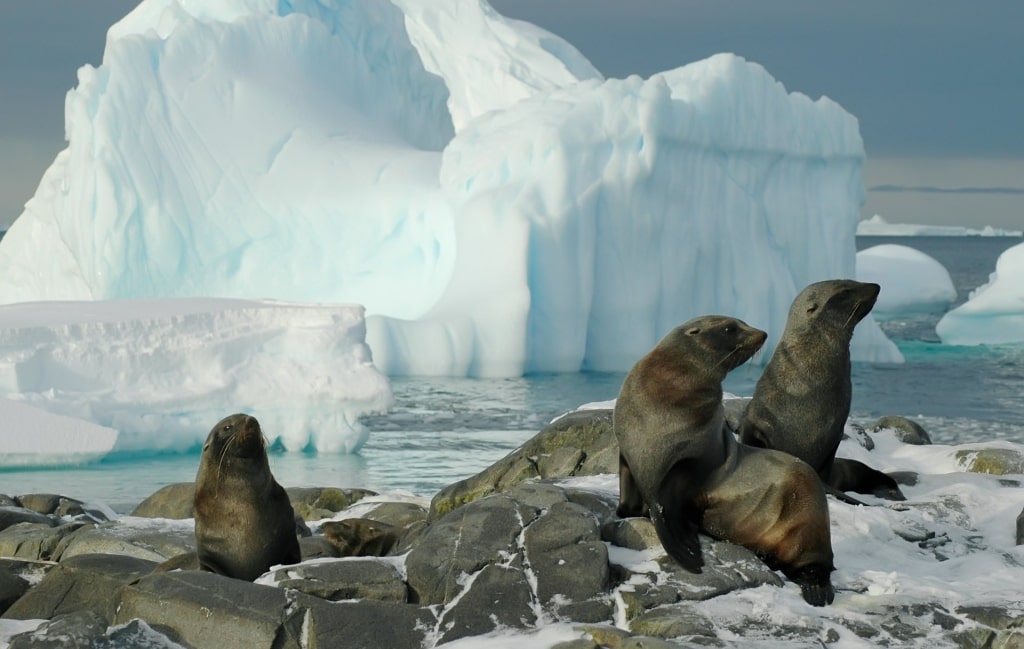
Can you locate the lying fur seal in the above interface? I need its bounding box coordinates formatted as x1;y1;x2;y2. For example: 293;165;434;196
739;279;904;500
193;413;301;581
615;315;835;605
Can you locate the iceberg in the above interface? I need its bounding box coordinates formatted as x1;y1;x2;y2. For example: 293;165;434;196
0;0;902;378
936;241;1024;346
856;244;956;318
0;299;392;462
857;214;1023;237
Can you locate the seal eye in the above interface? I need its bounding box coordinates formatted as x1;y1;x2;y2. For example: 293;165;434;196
222;424;234;435
722;324;736;334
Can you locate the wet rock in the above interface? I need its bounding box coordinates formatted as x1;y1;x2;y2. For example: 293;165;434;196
1017;506;1024;545
3;553;157;623
602;517;662;551
0;570;30;615
955;448;1024;475
0;508;56;533
628;605;716;640
429;409;617;519
130;482;195;519
264;557;407;602
872;415;933;445
844;422;875;450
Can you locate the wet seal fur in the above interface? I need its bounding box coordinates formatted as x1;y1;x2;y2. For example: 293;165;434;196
615;315;835;606
738;279;905;501
193;413;301;581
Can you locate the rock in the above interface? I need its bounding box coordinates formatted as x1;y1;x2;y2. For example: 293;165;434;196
521;500;609;605
8;610;108;649
429;409;617;519
1017;507;1024;545
264;558;407;602
844;422;875;450
2;553;157;623
436;562;537;644
15;494;106;522
872;415;933;445
116;570;431;649
0;570;30;615
628;604;716;641
286;487;376;521
0;507;56;533
298;536;340;560
602;518;662;551
55;521;195;562
359;501;428;528
956;448;1024;475
321;518;403;557
130;482;196;519
0;521;91;561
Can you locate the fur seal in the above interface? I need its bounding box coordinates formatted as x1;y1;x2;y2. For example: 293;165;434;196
615;316;835;606
738;279;904;500
193;413;301;581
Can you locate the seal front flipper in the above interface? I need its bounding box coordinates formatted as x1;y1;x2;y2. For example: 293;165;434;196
828;458;906;501
616;454;648;519
785;564;836;607
649;466;704;573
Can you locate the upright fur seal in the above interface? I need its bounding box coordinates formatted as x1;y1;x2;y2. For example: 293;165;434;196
194;413;301;581
615;316;835;606
738;280;904;500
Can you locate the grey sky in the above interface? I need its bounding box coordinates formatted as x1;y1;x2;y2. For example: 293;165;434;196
1;1;1022;229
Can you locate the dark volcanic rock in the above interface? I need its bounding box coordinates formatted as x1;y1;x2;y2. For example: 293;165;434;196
3;553;157;623
429;408;617;519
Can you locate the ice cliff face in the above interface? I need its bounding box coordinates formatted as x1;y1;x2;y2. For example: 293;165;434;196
0;0;901;376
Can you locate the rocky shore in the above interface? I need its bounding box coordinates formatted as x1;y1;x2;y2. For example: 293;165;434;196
0;406;1023;648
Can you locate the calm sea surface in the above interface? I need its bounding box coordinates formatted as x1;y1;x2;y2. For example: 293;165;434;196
0;235;1021;512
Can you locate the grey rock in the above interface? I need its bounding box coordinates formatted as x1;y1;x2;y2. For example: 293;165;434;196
844;422;875;450
104;619;192;649
303;599;433;649
872;415;933;445
56;521;195;563
602;517;662;551
130;483;195;519
429;409;617;519
621;637;690;649
14;494;105;522
298;536;340;560
551;640;599;649
1018;507;1024;546
359;501;428;529
8;610;107;649
0;521;91;561
0;495;17;507
407;494;539;605
0;507;56;533
0;570;30;615
437;562;537;644
955;448;1024;475
523;501;609;605
3;553;157;623
563;487;619;526
576;625;632;648
265;558;407;602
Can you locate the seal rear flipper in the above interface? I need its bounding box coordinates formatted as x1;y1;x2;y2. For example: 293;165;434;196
828;458;907;501
785;564;835;607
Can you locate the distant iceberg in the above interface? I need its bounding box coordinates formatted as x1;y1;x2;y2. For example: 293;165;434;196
936;241;1024;346
0;0;901;378
858;214;1023;237
856;244;956;318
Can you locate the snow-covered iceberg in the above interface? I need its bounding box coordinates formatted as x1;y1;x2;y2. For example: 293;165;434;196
856;244;956;318
857;214;1023;237
0;0;901;376
0;299;392;462
936;241;1024;346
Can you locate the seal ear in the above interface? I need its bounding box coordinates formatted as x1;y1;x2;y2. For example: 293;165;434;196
686;326;702;336
805;302;819;314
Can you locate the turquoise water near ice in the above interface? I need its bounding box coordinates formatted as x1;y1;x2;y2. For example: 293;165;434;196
0;236;1021;513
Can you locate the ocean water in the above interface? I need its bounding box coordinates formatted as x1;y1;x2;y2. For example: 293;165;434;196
0;236;1021;513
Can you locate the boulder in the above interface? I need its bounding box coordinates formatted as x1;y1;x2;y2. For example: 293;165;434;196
872;415;933;445
955;448;1024;475
429;408;617;519
130;483;196;519
286;487;376;521
55;521;195;563
264;558;408;602
0;521;91;561
0;507;55;533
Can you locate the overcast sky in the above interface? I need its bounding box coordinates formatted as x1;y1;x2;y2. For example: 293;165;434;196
1;0;1022;229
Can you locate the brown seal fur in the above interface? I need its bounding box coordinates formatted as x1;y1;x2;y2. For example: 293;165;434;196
738;279;904;500
615;315;835;605
193;413;301;581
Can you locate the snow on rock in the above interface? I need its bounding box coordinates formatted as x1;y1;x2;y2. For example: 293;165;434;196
936;241;1024;346
856;244;956;318
0;299;392;464
0;0;901;376
858;214;1023;237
